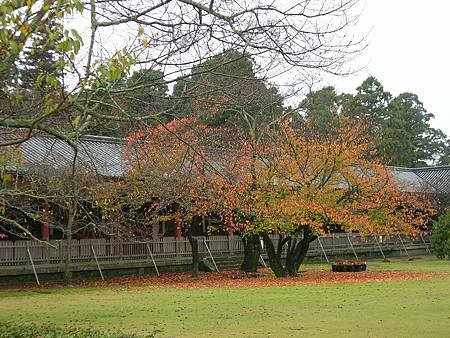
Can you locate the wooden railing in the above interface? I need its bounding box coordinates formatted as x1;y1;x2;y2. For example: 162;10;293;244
0;233;431;267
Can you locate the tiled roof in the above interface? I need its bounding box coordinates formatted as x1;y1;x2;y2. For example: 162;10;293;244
389;167;437;193
1;128;448;193
1;129;127;178
412;166;450;195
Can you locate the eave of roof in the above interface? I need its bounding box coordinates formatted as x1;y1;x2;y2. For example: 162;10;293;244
1;128;448;194
1;128;127;178
412;165;450;195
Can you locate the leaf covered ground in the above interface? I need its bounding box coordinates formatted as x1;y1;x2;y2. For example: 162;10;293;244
3;269;442;291
1;256;448;291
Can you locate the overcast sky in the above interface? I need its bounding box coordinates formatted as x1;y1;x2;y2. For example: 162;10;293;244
326;0;450;137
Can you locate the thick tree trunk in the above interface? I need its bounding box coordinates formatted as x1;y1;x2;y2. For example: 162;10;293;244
286;238;309;277
240;234;261;273
260;227;318;278
285;226;317;277
262;233;287;277
186;231;199;278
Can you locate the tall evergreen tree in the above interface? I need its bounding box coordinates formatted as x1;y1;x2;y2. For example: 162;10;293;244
87;68;171;137
1;21;65;120
379;93;447;167
173;50;284;134
344;76;392;126
302;76;449;167
301;86;343;135
125;69;169;116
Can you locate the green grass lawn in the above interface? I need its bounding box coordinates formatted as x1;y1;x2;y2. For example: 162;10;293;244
1;256;449;337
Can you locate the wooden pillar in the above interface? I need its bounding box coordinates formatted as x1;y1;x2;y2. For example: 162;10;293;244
175;219;182;238
109;210;121;237
201;216;207;234
174;214;182;258
40;201;50;241
174;204;182;238
152;222;159;240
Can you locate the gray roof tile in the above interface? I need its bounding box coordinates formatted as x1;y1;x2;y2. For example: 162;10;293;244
1;129;127;177
412;166;450;194
1;128;448;193
389;167;437;193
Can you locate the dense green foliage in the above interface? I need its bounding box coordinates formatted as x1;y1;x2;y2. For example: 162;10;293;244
92;50;284;137
431;211;450;259
90;68;172;136
173;50;284;134
302;76;449;167
0;1;84;134
125;69;169;115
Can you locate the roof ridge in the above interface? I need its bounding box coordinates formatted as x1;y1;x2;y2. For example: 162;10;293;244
79;134;124;144
412;165;450;171
385;165;414;171
1;127;124;144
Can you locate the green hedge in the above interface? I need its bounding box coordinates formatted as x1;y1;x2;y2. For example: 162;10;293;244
0;321;158;338
431;211;450;259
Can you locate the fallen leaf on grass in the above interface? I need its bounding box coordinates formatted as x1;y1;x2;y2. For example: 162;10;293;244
1;269;445;291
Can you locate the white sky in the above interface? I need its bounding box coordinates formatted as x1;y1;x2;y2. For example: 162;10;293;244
325;0;450;137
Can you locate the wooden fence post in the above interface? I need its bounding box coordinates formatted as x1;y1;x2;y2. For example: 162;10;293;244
175;237;180;259
59;241;64;264
228;233;234;254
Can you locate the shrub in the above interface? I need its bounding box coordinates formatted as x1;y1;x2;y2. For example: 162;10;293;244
431;211;450;259
0;321;159;338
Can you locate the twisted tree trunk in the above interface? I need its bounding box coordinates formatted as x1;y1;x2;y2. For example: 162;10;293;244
240;234;261;273
262;233;287;277
262;226;318;278
286;226;317;277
